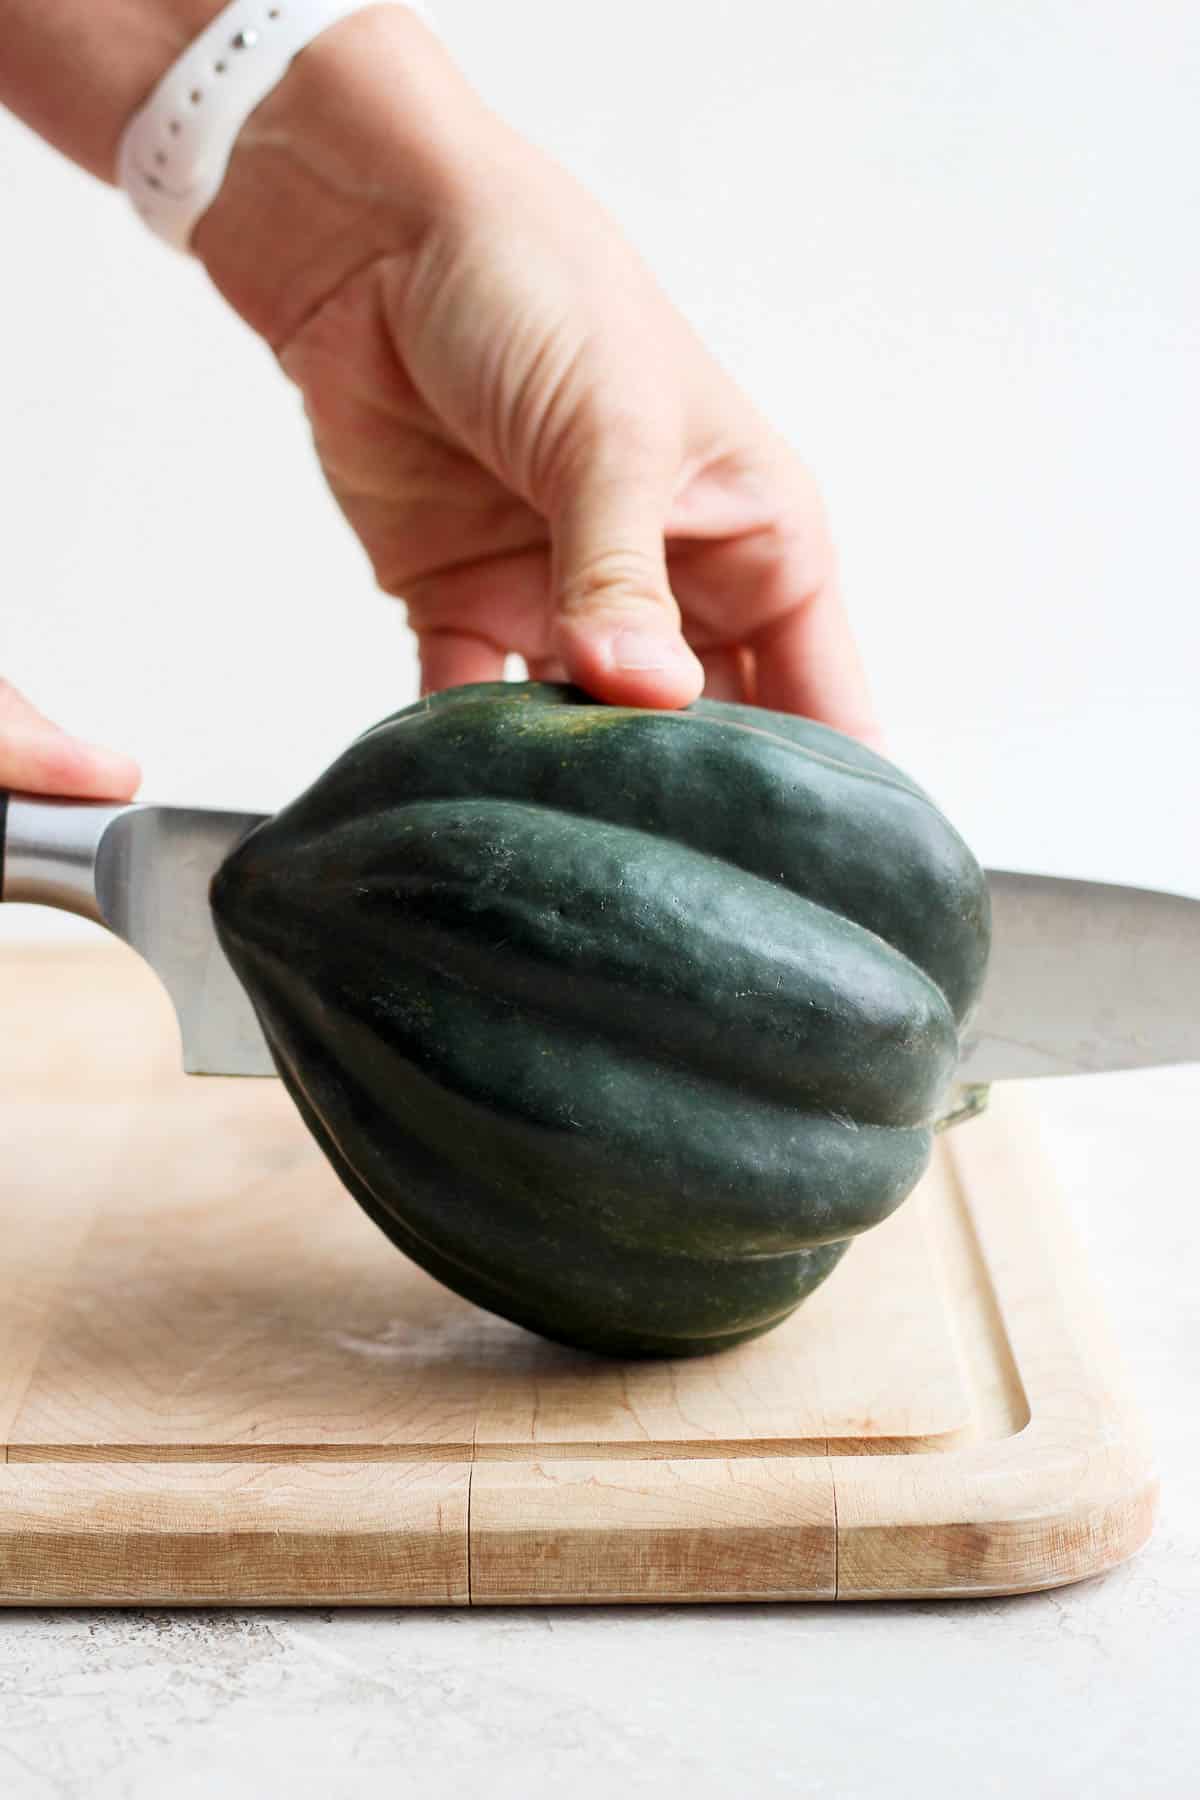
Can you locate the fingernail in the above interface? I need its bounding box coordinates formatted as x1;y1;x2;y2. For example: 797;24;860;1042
611;628;694;671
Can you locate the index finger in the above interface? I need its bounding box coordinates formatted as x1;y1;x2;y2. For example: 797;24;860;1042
750;577;882;747
0;680;141;799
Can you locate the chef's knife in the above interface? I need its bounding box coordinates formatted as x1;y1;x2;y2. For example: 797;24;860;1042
2;792;1198;1083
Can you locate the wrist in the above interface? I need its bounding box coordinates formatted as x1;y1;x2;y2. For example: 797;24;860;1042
191;6;494;347
2;2;227;182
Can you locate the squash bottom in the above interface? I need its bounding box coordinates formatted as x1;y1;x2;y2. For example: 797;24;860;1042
274;1040;855;1359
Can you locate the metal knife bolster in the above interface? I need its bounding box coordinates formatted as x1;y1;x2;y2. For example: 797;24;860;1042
1;793;135;918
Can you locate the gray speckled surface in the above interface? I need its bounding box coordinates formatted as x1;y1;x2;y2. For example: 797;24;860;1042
2;1069;1197;1799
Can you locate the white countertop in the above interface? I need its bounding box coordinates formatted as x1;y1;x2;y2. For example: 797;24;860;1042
1;1066;1197;1799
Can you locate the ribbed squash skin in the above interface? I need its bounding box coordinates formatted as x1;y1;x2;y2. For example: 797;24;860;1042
211;682;990;1357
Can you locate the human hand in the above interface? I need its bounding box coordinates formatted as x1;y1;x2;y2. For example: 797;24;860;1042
196;8;879;739
0;681;140;800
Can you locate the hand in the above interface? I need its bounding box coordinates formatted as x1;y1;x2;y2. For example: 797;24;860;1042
196;8;880;738
0;680;140;800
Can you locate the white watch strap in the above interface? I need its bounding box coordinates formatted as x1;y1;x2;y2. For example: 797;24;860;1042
118;0;424;252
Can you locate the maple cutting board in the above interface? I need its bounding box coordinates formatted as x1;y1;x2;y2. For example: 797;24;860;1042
0;945;1155;1605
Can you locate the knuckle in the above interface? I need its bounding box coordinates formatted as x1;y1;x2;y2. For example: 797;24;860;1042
558;549;670;620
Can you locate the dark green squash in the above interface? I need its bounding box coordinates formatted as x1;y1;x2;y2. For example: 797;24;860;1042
210;682;990;1357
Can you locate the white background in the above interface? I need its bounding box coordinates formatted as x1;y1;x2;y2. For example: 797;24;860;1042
2;0;1197;945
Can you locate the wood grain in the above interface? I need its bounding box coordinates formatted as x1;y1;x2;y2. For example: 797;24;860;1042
0;1461;469;1605
0;945;1157;1603
3;1091;973;1462
470;1458;835;1604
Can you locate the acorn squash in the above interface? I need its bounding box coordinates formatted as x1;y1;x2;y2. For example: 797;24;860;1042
210;682;990;1357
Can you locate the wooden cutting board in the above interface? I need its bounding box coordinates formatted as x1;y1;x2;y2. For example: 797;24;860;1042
0;944;1155;1605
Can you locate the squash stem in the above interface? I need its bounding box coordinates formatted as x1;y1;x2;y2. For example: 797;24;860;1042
934;1083;991;1134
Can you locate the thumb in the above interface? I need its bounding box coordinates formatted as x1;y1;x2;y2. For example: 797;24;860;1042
550;458;703;708
0;680;141;799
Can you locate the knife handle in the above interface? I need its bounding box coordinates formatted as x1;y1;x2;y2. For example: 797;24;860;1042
0;790;140;922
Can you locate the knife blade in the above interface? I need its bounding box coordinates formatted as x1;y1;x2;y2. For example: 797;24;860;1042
2;794;1197;1083
959;870;1200;1081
